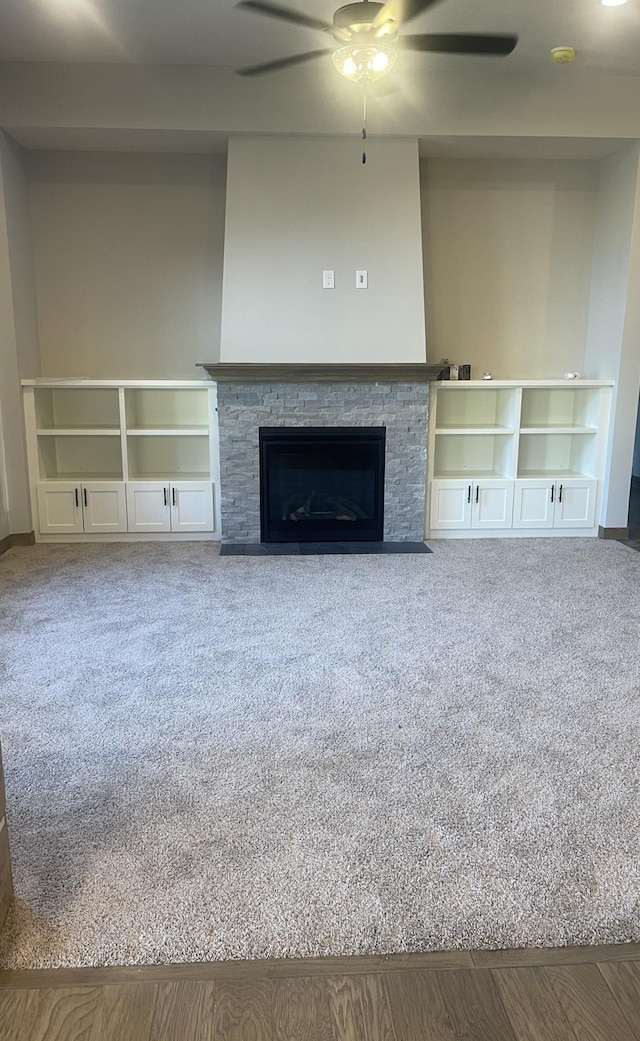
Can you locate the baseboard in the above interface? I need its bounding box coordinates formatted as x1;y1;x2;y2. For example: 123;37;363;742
11;531;35;546
0;531;36;556
598;525;629;540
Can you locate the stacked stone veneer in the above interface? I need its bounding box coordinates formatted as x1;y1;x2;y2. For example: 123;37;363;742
216;381;429;543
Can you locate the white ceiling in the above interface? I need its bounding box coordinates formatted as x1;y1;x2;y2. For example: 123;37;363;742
1;0;640;75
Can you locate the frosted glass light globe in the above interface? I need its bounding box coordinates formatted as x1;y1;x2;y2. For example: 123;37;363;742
332;44;397;82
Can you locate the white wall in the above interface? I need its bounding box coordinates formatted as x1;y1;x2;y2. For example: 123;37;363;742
421;158;599;379
7;61;640;141
220;136;426;363
28;151;226;378
0;131;40;536
0;144;17;541
632;401;640;479
2;135;40;379
584;143;640;529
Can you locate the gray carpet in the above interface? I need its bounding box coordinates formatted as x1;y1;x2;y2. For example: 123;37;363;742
0;538;639;969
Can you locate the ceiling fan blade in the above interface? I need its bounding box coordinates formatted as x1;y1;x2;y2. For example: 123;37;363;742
399;33;518;55
236;1;331;33
373;0;445;30
237;48;332;76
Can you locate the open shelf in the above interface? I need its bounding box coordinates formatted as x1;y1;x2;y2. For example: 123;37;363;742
435;388;518;431
35;388;120;431
517;432;597;479
124;388;209;432
520;387;600;430
433;432;515;479
127;435;210;481
37;435;124;481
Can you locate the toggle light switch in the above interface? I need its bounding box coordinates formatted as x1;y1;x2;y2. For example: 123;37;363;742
322;270;335;289
356;270;368;289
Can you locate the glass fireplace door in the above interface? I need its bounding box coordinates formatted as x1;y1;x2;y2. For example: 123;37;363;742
259;427;385;542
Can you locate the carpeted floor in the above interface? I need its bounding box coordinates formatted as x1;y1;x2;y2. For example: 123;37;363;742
0;538;639;969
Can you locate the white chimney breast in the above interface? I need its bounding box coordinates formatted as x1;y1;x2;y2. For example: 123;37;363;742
219;135;426;364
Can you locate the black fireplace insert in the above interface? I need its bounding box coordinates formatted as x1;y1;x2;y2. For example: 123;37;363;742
259;426;386;542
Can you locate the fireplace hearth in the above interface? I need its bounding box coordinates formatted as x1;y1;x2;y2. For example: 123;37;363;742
259;427;385;542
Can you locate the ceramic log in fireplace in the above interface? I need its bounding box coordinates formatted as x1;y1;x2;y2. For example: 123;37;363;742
259;427;386;542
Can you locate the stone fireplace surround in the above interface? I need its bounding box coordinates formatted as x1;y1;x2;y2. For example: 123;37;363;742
202;365;435;544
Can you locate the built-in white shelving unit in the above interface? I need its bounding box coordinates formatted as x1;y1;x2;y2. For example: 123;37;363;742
427;380;613;538
22;380;220;542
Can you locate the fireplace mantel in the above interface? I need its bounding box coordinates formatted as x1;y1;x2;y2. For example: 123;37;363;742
198;363;441;383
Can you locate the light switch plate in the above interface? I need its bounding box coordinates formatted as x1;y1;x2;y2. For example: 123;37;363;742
356;270;368;289
322;270;335;289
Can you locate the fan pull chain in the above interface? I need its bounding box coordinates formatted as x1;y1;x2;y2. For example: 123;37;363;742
362;86;367;164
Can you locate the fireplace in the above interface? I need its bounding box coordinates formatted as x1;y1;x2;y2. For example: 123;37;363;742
209;373;429;544
259;426;386;542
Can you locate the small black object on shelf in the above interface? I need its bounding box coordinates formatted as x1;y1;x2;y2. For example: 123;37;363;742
438;363;471;380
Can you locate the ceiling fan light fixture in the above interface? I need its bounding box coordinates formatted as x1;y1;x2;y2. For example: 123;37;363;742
332;43;397;81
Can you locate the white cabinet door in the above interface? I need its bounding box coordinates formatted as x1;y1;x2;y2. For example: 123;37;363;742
82;482;127;533
471;480;514;529
126;482;171;532
554;478;597;529
513;480;555;529
170;481;214;532
37;483;83;534
429;480;472;530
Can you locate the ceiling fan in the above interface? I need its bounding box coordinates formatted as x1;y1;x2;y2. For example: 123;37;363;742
236;0;518;79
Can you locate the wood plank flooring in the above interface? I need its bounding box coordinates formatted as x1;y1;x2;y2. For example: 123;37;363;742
1;944;640;1040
